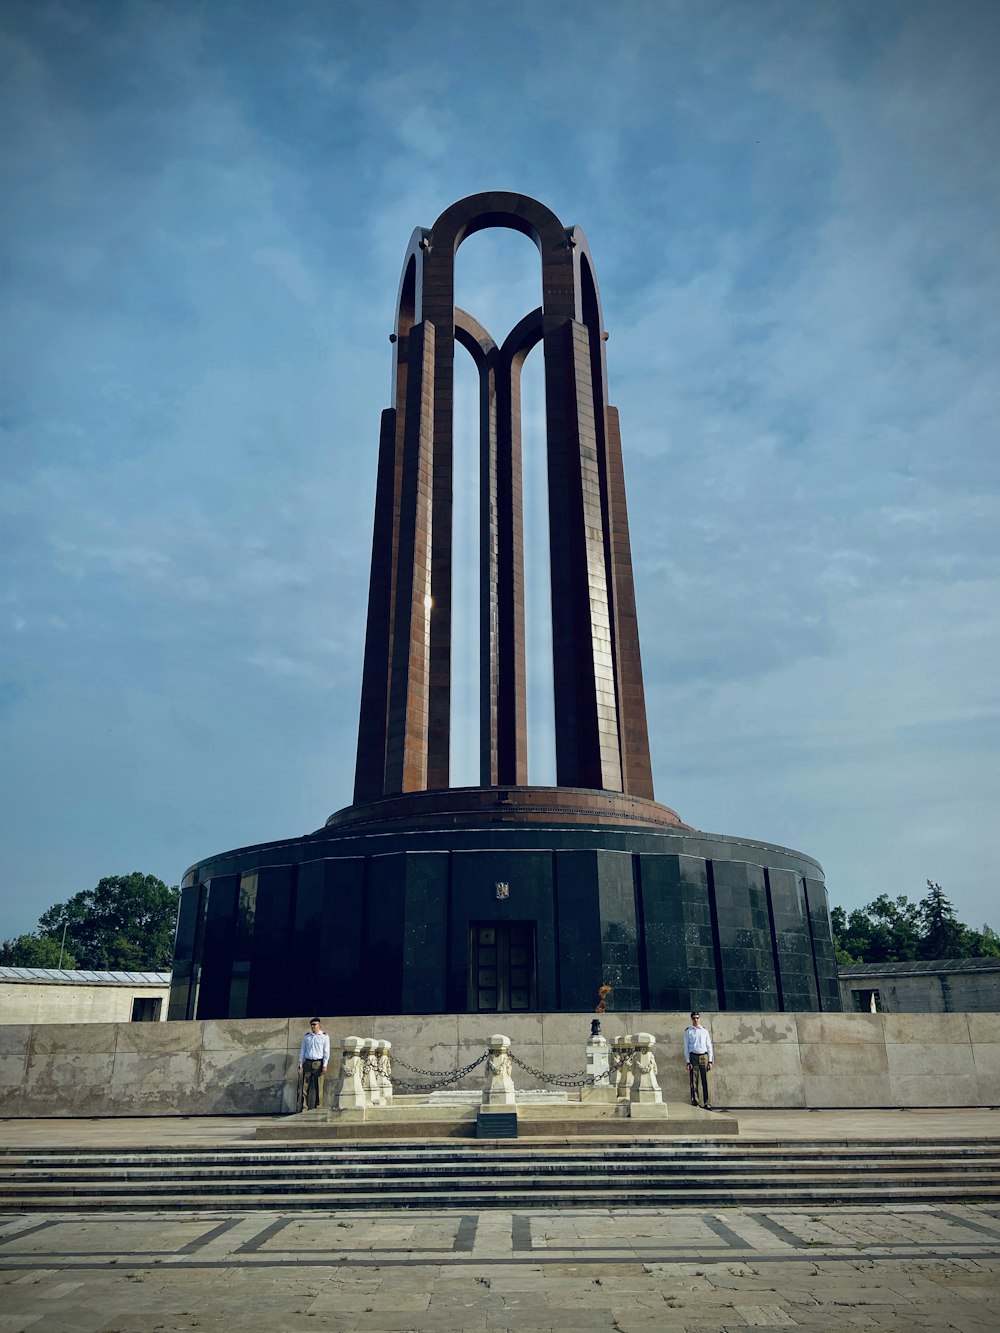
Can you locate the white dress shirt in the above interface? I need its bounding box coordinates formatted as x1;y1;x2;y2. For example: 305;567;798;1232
684;1024;713;1062
299;1030;330;1065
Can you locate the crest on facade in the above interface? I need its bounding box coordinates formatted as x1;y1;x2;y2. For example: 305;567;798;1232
495;882;510;900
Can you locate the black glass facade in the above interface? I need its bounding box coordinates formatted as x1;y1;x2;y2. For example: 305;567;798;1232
766;867;820;1011
638;854;718;1012
169;818;842;1020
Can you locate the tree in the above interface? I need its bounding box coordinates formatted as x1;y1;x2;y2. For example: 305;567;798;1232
832;884;998;964
36;873;179;971
918;881;965;959
973;924;1000;958
0;933;77;969
832;894;921;965
830;906;860;965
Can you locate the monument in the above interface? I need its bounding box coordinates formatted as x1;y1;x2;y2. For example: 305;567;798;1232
168;192;841;1021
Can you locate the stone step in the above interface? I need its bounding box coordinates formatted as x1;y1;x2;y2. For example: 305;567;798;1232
3;1139;996;1163
3;1151;997;1173
1;1173;997;1205
2;1183;1000;1212
4;1154;999;1184
3;1139;998;1212
3;1173;997;1205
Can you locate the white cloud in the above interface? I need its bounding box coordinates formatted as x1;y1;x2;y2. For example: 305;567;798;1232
1;0;997;946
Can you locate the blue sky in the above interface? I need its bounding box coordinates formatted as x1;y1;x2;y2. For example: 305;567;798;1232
2;0;998;940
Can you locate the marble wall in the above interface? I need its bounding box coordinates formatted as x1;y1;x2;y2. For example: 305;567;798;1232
172;835;841;1019
1;1011;998;1117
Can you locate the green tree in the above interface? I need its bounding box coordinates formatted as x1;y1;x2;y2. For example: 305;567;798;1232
36;873;179;971
869;894;922;961
973;924;1000;958
0;933;78;968
917;881;966;959
833;885;999;964
830;906;860;965
833;894;921;964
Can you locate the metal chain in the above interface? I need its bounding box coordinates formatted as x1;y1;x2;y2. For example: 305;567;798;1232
388;1049;489;1091
353;1046;620;1093
507;1051;612;1088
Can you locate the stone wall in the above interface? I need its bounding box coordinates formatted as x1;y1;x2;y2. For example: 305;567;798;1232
0;1011;998;1117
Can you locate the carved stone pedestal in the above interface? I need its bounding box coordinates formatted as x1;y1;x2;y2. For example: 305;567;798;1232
482;1034;516;1106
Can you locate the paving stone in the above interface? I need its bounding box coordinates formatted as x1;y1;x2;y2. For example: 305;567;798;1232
352;1317;469;1332
530;1316;618;1330
422;1303;493;1328
1;1177;999;1331
733;1306;796;1326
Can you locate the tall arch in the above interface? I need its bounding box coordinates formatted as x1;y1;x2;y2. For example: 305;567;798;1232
354;193;654;802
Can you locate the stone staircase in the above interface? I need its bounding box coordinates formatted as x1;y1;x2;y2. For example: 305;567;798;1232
2;1139;999;1211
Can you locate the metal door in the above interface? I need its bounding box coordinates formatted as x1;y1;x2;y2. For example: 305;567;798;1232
469;922;537;1012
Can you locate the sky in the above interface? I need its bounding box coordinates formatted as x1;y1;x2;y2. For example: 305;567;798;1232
2;0;998;942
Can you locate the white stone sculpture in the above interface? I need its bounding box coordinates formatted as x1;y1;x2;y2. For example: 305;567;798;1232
612;1035;634;1100
361;1037;381;1106
483;1033;516;1106
333;1036;366;1111
629;1031;662;1104
586;1030;609;1083
375;1039;393;1106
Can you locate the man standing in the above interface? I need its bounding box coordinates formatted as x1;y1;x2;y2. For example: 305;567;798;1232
297;1017;330;1112
684;1011;714;1108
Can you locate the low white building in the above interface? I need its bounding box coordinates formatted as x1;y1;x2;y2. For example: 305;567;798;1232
0;967;171;1024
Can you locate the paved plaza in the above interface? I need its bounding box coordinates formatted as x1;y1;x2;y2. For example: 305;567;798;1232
1;1110;998;1330
1;1202;999;1331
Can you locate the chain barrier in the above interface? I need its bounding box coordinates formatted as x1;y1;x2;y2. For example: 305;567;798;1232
388;1049;489;1092
352;1045;623;1095
507;1051;612;1089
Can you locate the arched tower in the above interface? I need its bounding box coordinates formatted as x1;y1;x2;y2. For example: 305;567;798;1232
353;191;653;802
168;193;842;1022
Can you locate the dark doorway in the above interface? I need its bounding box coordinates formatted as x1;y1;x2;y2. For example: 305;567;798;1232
469;922;537;1012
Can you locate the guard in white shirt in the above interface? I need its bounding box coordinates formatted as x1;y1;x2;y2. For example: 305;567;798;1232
297;1017;330;1111
683;1011;714;1108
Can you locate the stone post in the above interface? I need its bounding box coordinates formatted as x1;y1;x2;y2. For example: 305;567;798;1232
376;1039;393;1106
362;1037;381;1106
612;1035;634;1100
482;1034;516;1106
629;1032;662;1104
332;1036;366;1112
586;1025;609;1084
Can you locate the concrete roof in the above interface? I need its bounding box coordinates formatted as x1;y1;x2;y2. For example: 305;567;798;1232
0;966;171;986
838;956;1000;977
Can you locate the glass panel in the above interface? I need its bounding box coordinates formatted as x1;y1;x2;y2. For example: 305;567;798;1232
478;947;496;965
478;989;496;1010
510;990;529;1009
510;947;527;966
478;927;495;945
478;968;496;986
